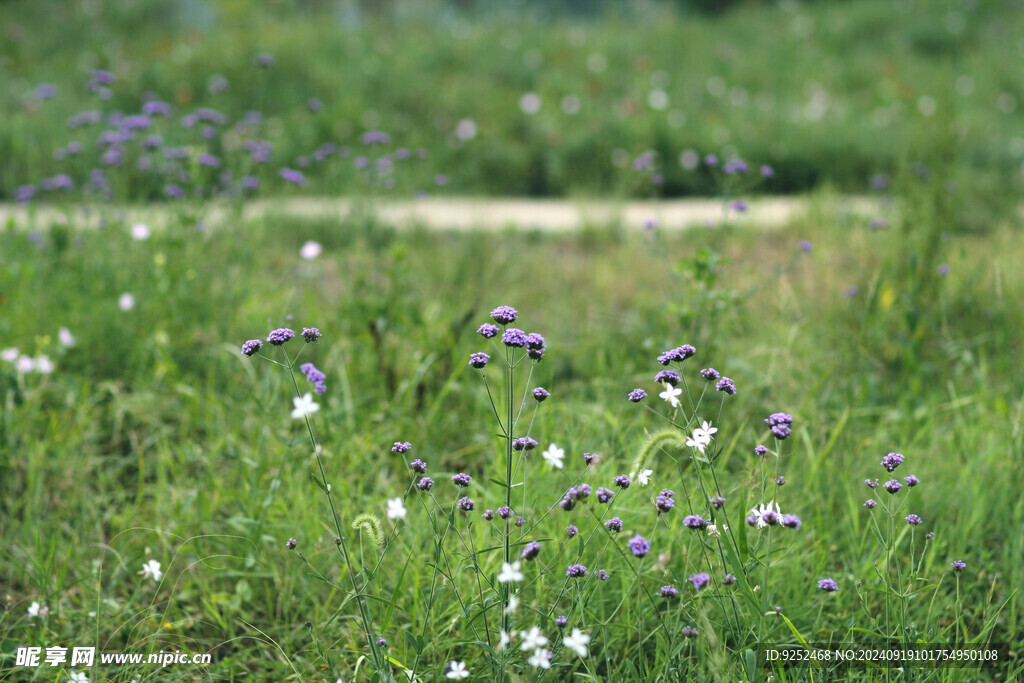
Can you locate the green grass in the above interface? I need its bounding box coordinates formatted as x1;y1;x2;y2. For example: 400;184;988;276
0;0;1022;221
1;182;1021;679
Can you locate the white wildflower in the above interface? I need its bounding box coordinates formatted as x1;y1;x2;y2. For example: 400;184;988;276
59;327;75;347
563;628;591;657
659;382;682;408
386;497;407;521
542;443;564;469
519;626;549;652
497;561;524;584
291;392;320;420
139;560;162;583
300;241;323;260
527;649;552;669
445;661;469;680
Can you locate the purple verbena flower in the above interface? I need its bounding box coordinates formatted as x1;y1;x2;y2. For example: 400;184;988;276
457;496;475;511
469;352;490;369
700;367;721;381
604;517;623;533
477;323;499;338
501;328;528;348
683;515;708;529
628;535;650;558
765;413;794;439
880;452;905;472
716;377;737;395
722;574;737;585
286;538;297;550
906;514;923;526
818;578;839;592
583;452;600;466
688;573;711;590
755;445;769;456
657;345;696;365
482;509;494;521
612;475;631;489
512;437;538;451
300;362;327;394
865;479;879;489
416;477;434;491
596;487;614;504
497;506;513;519
451;473;472;487
904;474;919;487
555;615;567;627
628;388;647;402
950;560;966;573
566;524;579;539
776;476;787;486
392;442;412;453
655;495;675;514
409;459;427;473
709;496;726;509
783;514;802;529
660;585;679;598
681;625;698;638
490;306;518;324
241;339;263;356
521;541;541;560
883;479;902;494
267;328;295;346
302;328;321;343
566;564;588;578
863;499;877;509
533;387;550;402
654;369;681;386
280;168;307;186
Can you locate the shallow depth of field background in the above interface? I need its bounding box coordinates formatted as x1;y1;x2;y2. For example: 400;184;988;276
1;0;1022;680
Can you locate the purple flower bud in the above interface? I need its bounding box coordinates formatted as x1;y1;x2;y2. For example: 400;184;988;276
583;452;599;466
688;573;711;590
880;452;904;472
391;442;412;453
477;323;499;338
722;574;737;585
883;479;902;494
628;388;647;402
596;487;614;504
416;477;434;491
654;369;681;386
904;474;919;487
457;496;475;511
302;327;321;343
267;328;295;346
566;563;588;578
950;560;966;573
469;352;490;369
863;499;877;509
628;535;650;558
660;585;679;598
612;475;631;489
905;514;923;526
566;524;579;538
532;387;550;402
755;445;769;456
482;509;494;521
700;367;721;381
716;377;737;395
451;473;472;487
709;496;726;509
604;517;623;533
501;328;528;348
521;541;541;560
783;514;802;529
409;459;427;473
555;615;567;627
286;538;297;550
490;306;518;325
683;515;707;529
497;506;513;519
241;339;263;356
818;578;839;592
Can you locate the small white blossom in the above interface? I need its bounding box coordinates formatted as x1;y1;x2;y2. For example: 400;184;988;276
659;382;682;408
563;628;591;658
497;561;524;584
35;355;54;374
386;497;407;520
631;468;653;487
300;241;323;260
59;327;76;347
445;661;469;679
527;649;552;669
139;560;162;583
131;223;151;241
749;501;782;528
118;293;135;311
504;593;519;614
69;672;89;683
27;601;48;618
0;348;18;363
291;393;320;420
15;355;35;373
542;443;564;469
498;630;512;650
707;524;727;538
519;626;549;652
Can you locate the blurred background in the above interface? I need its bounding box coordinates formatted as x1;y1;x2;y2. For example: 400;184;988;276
1;0;1022;226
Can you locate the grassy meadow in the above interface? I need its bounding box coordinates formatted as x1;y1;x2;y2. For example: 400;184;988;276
2;0;1023;681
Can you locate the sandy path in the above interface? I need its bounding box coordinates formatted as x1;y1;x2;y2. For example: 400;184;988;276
0;195;880;232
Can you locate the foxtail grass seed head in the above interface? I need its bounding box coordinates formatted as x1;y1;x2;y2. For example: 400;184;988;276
477;323;499;338
267;328;295;346
490;306;518;324
301;327;321;343
818;578;839;592
241;339;263;356
469;352;490;368
688;573;711;590
628;388;647;402
880;452;905;472
716;377;737;395
532;387;550;402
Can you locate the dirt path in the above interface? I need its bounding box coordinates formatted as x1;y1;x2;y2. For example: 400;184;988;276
0;195;880;232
